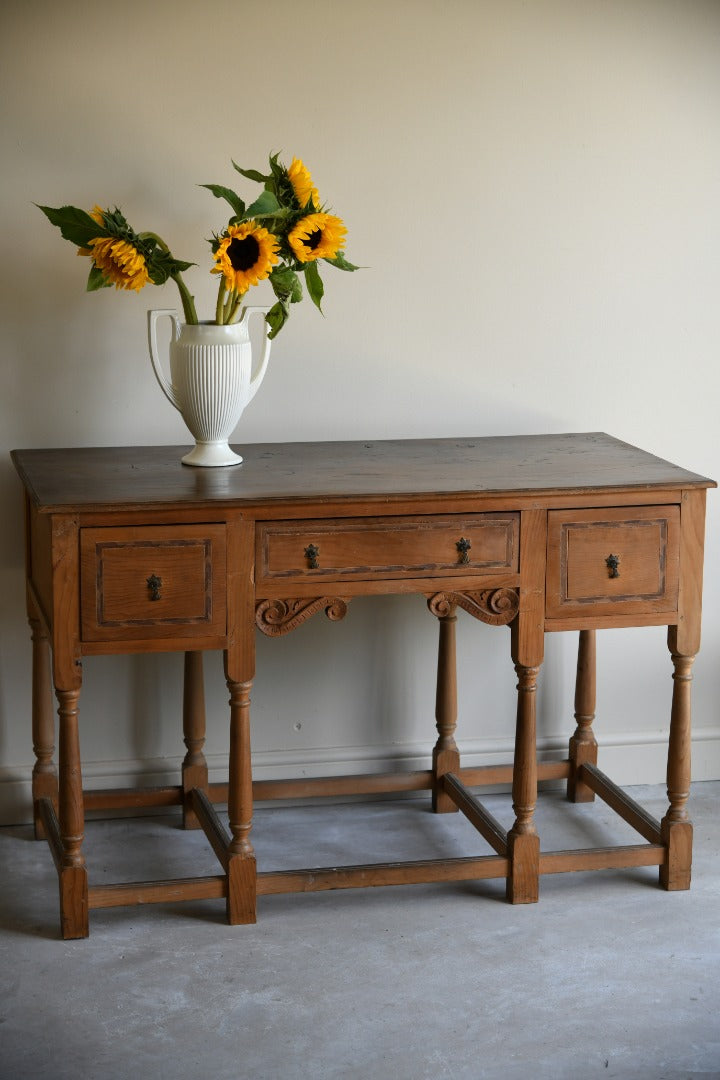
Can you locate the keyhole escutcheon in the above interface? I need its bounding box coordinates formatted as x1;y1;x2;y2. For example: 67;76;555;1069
456;537;472;565
305;544;320;570
147;574;163;600
605;554;620;579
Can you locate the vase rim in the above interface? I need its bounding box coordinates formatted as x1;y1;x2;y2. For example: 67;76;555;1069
179;320;248;332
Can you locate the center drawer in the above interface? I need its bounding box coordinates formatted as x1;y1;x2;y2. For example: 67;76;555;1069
256;514;519;583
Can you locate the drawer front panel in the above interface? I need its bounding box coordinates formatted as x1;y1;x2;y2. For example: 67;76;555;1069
546;506;680;619
81;525;226;641
257;514;519;582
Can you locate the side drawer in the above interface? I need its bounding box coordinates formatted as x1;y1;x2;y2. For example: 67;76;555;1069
81;524;226;641
546;506;680;619
257;514;519;583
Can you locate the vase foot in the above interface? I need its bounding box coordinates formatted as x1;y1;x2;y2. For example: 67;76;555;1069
181;442;243;468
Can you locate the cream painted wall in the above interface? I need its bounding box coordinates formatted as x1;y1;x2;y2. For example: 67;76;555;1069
1;0;719;822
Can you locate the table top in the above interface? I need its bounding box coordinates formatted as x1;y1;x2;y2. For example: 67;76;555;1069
11;433;715;513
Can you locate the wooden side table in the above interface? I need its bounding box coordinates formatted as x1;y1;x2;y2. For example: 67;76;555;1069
11;434;715;938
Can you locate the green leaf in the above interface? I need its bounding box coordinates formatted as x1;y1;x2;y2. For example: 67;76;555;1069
147;263;171;286
304;259;325;312
37;204;106;248
200;184;245;219
86;265;111;291
266;152;285;182
269;266;303;304
324;251;360;272
146;248;195;287
245;190;280;219
232;161;269;184
265;299;290;339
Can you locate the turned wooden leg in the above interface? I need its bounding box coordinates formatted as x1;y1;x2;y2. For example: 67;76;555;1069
506;509;545;904
432;603;460;813
507;663;540;904
30;616;58;839
226;676;257;924
182;651;208;829
567;629;598;803
660;639;694;891
56;688;88;939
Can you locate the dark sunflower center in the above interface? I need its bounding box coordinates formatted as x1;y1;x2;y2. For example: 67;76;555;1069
228;235;260;271
303;228;323;251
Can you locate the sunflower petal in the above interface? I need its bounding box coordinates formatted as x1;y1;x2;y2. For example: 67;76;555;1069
288;212;347;264
287;158;320;211
89;236;150;291
211;220;280;294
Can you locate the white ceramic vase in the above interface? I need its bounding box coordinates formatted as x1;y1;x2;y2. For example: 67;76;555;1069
147;308;272;466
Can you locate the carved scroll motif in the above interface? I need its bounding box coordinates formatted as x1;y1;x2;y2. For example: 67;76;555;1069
427;588;519;626
255;597;350;637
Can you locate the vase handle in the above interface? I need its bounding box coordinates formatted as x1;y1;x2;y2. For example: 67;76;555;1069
147;309;182;410
242;307;273;405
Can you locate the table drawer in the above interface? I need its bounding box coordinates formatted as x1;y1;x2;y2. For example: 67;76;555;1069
257;514;519;583
81;525;226;641
546;506;680;619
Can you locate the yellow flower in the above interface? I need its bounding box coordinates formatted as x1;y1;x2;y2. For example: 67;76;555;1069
82;236;150;292
212;221;280;294
288;212;347;263
287;157;320;209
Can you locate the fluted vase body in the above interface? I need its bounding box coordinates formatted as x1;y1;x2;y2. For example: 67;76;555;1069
148;309;272;467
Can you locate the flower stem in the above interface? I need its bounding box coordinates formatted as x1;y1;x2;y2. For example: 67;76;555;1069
215;279;226;324
171;272;198;324
225;292;243;324
138;231;199;324
223;288;239;324
140;231;171;251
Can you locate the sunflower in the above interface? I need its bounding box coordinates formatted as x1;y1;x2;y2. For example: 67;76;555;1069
212;221;280;293
74;206;151;292
287;157;320;209
82;235;150;292
288;212;347;264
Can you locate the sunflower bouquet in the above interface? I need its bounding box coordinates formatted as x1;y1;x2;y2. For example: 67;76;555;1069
39;154;357;338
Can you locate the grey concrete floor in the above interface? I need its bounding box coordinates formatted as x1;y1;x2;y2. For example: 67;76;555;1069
0;782;718;1080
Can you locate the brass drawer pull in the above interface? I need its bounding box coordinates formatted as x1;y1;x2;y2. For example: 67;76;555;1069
146;573;163;600
456;537;472;565
605;554;620;579
304;544;320;570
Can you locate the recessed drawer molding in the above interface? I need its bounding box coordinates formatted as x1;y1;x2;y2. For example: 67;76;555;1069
257;514;520;583
81;524;227;641
546;506;680;619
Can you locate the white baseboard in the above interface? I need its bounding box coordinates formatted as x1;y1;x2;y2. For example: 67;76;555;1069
2;727;719;827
